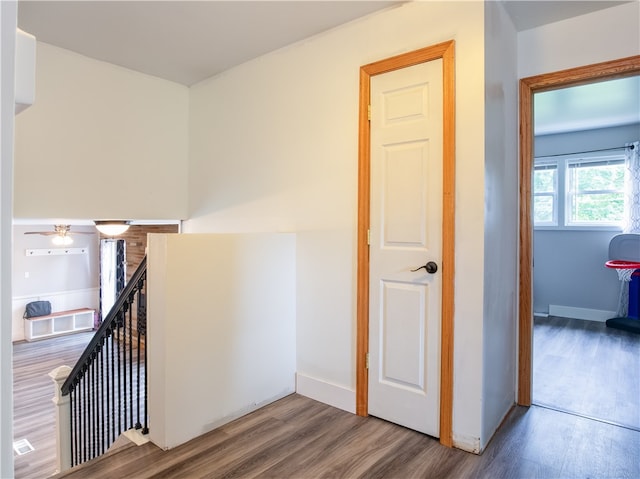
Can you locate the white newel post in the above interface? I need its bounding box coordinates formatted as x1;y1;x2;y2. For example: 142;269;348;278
49;365;72;474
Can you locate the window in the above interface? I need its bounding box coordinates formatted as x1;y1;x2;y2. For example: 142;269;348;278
533;162;557;225
566;159;624;225
533;154;625;229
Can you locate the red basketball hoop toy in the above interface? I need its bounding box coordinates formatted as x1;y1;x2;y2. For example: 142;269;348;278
605;260;640;282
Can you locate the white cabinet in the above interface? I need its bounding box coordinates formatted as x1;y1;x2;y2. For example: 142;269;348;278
24;308;95;341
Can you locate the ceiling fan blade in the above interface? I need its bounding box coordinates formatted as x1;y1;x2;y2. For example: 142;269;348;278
24;231;57;235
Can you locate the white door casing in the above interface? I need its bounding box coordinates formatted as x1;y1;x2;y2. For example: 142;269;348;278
368;59;443;437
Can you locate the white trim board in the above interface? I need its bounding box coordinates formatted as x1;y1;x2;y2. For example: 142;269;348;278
295;373;355;414
548;305;616;322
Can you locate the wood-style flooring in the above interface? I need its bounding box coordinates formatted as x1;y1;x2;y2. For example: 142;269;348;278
13;331;94;479
14;325;640;479
533;315;640;430
58;394;640;479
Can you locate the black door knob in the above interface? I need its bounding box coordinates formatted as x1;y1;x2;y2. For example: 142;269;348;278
411;261;438;274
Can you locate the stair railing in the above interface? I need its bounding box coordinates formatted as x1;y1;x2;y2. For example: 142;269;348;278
59;256;148;468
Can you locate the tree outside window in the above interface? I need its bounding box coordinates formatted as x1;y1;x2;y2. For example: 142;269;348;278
533;155;625;229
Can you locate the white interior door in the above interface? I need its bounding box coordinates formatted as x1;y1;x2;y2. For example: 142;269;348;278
368;59;443;437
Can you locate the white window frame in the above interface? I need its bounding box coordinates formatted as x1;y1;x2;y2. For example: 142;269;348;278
533;161;558;227
534;152;625;231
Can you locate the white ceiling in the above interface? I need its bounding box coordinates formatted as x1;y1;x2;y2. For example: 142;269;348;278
16;0;638;134
18;0;630;87
534;76;640;135
17;1;403;86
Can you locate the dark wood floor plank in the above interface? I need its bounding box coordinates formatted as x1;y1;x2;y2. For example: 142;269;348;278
55;394;640;479
245;408;365;478
533;315;640;429
18;318;640;479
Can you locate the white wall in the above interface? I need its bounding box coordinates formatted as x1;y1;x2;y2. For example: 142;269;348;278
13;42;190;221
186;1;487;449
0;3;17;476
14;29;35;114
518;2;640;79
147;233;296;450
481;0;518;452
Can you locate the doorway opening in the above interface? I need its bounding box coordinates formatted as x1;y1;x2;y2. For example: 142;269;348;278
530;76;640;430
518;56;640;418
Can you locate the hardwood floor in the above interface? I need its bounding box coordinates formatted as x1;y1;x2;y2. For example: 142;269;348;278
15;325;640;479
533;315;640;430
13;332;94;479
58;393;640;479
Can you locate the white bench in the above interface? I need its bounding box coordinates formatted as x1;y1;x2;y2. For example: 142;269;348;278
24;308;95;341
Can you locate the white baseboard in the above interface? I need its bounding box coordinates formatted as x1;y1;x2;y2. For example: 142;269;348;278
452;433;481;454
548;305;616;322
296;373;355;414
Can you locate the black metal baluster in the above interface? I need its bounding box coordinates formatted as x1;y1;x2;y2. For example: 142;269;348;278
106;330;111;448
135;292;142;430
87;363;92;461
110;326;116;444
128;298;134;430
77;380;82;466
122;305;128;432
91;361;96;461
94;352;98;459
69;387;75;467
116;314;122;437
139;277;148;433
83;368;88;464
89;357;93;460
97;343;103;456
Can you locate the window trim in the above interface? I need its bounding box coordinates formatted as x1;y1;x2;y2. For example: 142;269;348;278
533;161;558;226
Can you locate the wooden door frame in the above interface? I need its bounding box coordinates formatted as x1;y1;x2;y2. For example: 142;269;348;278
517;55;640;406
356;40;456;447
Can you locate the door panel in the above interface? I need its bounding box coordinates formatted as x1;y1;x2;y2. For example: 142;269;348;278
368;59;443;437
383;141;429;246
381;280;427;389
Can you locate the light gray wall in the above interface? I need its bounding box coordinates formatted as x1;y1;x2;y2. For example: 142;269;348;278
535;123;640;157
12;225;99;297
533;230;620;313
533;123;640;315
481;0;518;451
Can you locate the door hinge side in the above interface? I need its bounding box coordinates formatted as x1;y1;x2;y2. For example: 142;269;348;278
367;229;370;245
368;104;371;121
366;352;370;369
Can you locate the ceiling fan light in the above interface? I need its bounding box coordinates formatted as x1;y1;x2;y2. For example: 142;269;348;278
52;235;73;246
94;220;130;236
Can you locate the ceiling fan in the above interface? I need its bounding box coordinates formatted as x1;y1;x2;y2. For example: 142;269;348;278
24;224;95;245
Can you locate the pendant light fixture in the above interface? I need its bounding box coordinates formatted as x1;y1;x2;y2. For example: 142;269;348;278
94;220;130;236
